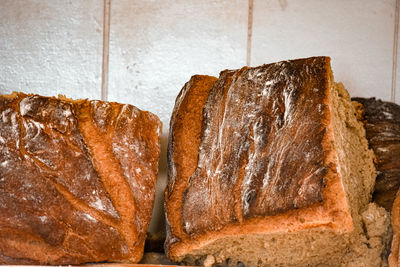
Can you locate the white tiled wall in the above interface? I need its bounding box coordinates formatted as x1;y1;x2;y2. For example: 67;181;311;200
1;0;397;116
0;0;399;233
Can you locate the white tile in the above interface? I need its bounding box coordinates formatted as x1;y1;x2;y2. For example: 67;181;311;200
251;0;395;101
108;0;248;130
0;0;103;99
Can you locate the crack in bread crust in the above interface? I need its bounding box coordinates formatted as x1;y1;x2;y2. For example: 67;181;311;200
77;102;138;250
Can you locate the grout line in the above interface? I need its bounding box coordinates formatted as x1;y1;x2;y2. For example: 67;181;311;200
392;0;399;103
101;0;111;101
246;0;254;67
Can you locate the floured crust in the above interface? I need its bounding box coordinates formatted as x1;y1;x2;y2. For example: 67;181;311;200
165;57;353;261
0;93;161;264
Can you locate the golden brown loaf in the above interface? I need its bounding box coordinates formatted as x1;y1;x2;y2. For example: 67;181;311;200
0;93;161;264
165;57;390;266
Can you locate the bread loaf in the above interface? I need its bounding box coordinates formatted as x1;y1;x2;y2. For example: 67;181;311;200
165;57;391;266
0;93;161;264
351;99;400;266
352;97;400;211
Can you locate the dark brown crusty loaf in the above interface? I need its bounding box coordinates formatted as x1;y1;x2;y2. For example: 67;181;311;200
0;93;161;264
352;97;400;211
165;57;390;266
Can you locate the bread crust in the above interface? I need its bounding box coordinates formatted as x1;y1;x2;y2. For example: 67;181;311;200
0;93;161;264
165;75;218;251
165;57;353;261
352;97;400;211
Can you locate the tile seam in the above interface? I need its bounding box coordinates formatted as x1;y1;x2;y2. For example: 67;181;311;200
392;0;399;103
247;0;254;67
101;0;111;101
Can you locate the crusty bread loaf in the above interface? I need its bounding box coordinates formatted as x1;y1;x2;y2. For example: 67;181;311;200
352;97;400;211
165;57;390;266
352;98;400;266
0;93;161;264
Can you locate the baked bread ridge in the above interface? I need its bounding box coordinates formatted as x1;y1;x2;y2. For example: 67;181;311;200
0;92;161;264
165;74;218;251
352;97;400;211
165;57;389;266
